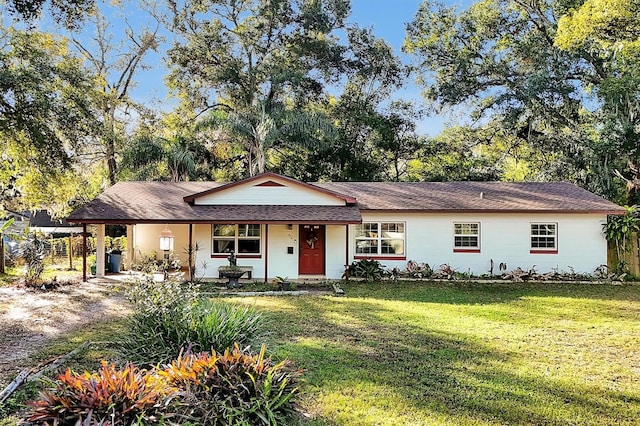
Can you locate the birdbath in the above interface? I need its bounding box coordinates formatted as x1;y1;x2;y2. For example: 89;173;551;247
219;251;244;289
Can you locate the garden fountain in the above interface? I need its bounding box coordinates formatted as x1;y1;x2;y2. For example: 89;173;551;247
218;251;245;288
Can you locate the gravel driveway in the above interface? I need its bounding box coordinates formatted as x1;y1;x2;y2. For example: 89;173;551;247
0;278;130;388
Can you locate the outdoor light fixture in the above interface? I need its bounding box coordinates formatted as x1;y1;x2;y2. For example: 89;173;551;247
159;225;174;257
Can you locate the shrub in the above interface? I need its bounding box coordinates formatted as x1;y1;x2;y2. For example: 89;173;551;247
20;234;46;287
130;250;181;274
120;277;264;365
432;263;457;280
402;261;433;278
346;258;385;281
186;299;264;354
27;361;174;425
159;344;302;425
27;345;302;426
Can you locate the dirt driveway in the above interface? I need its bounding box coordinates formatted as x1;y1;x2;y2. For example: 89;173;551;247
0;278;130;388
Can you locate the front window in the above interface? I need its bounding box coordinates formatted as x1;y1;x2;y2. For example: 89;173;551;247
355;222;405;256
454;223;480;251
212;224;261;254
531;223;557;251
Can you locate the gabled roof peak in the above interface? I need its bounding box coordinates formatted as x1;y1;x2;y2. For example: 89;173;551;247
183;172;357;204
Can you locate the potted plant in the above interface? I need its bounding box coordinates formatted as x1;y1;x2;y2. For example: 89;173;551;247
275;276;291;291
87;254;97;275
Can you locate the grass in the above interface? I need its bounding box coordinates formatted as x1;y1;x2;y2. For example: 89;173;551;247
223;281;640;425
4;279;639;425
0;257;83;288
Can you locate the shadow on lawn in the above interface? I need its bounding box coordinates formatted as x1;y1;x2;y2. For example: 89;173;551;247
262;296;639;425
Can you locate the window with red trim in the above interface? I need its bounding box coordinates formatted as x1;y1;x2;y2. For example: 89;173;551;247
355;222;405;256
454;223;480;252
530;223;557;252
212;224;261;255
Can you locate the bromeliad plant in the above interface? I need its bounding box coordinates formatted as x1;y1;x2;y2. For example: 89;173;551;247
345;259;385;281
28;345;302;426
27;361;174;425
402;260;433;279
160;344;302;425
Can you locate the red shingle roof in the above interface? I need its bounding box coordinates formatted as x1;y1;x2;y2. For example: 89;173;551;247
67;179;623;224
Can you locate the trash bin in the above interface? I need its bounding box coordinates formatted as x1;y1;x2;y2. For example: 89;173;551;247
110;253;122;273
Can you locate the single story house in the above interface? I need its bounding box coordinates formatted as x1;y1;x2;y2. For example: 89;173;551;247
67;173;624;280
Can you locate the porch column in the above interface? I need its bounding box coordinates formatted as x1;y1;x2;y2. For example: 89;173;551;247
96;224;105;277
126;224;134;270
345;224;349;270
82;224;87;282
264;224;269;283
188;224;193;281
68;233;74;270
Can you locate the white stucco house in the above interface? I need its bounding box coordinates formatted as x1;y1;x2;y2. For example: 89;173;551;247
67;172;624;280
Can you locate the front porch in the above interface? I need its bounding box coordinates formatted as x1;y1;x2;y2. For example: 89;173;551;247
89;222;354;281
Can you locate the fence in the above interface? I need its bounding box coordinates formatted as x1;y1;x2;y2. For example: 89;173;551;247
607;234;640;276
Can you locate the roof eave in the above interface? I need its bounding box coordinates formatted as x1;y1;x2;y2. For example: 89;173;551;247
67;218;362;225
358;208;625;214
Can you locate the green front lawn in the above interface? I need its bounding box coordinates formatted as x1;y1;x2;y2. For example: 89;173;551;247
228;281;640;425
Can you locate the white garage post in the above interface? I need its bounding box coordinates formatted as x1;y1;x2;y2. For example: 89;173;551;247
96;224;105;277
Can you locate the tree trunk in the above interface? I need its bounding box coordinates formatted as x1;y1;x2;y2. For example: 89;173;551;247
0;234;5;274
626;161;640;206
106;135;117;186
255;147;266;175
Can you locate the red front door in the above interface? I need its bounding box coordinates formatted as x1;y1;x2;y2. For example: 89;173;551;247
299;225;325;275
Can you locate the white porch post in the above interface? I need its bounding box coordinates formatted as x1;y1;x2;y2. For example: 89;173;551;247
96;224;105;277
126;224;134;270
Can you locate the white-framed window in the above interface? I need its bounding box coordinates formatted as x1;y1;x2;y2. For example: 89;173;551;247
355;222;405;256
530;223;557;251
212;224;261;254
454;223;480;250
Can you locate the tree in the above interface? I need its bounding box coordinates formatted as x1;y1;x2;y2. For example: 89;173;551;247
167;0;349;113
0;26;97;214
70;6;161;186
197;101;335;176
555;0;640;204
555;0;640;56
0;217;15;274
167;0;352;176
602;205;640;273
375;101;425;182
119;134;199;182
311;27;412;181
404;0;613;195
2;0;94;29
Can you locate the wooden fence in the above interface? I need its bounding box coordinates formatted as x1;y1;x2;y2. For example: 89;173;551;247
607;234;640;276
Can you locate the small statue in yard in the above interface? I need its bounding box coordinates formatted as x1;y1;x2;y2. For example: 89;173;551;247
228;250;237;266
